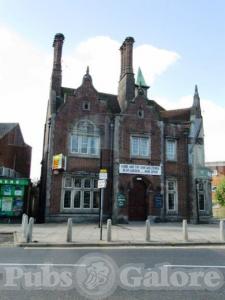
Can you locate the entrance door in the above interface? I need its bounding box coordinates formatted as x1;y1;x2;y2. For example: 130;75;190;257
128;179;147;221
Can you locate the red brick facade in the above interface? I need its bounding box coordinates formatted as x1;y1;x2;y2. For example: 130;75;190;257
40;34;212;223
0;124;31;178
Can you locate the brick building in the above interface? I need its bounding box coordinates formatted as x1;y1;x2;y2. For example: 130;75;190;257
40;34;212;223
0;123;31;178
205;161;225;202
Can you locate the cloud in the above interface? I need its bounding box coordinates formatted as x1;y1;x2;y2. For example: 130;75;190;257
0;27;183;179
0;25;51;180
157;95;225;163
62;36;180;93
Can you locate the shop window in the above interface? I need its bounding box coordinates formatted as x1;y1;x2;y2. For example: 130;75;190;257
166;139;177;161
166;179;177;212
71;120;100;156
131;136;150;157
63;177;99;210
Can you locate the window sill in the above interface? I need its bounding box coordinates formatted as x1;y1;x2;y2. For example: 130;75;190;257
68;153;100;159
62;208;99;213
130;156;150;160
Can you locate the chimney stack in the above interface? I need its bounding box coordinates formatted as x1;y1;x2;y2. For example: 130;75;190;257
51;33;65;96
118;37;135;111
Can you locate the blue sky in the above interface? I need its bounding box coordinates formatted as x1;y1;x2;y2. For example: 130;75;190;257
0;0;224;178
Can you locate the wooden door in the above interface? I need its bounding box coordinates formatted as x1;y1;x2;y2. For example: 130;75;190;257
128;179;147;221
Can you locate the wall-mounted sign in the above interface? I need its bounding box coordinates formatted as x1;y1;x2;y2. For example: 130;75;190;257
196;167;212;179
0;179;29;186
52;154;66;170
154;194;163;209
119;164;161;176
117;193;126;208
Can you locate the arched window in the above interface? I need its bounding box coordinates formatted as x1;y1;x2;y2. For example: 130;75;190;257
70;120;100;156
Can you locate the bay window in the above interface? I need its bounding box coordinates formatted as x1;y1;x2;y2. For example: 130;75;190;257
63;177;99;210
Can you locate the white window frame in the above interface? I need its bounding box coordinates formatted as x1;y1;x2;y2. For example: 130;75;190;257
70;120;100;157
166;179;178;213
130;135;150;158
62;177;100;211
166;139;177;161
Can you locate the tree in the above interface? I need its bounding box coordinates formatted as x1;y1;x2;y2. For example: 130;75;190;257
215;178;225;206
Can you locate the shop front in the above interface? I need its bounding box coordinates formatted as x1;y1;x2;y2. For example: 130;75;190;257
0;178;30;219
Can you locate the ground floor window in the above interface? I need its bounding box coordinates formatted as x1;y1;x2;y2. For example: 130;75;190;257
62;177;100;210
166;179;178;212
197;181;205;211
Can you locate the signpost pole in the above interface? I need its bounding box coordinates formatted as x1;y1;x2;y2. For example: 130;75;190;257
100;187;104;240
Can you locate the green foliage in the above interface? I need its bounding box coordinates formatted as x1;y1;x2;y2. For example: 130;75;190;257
215;178;225;207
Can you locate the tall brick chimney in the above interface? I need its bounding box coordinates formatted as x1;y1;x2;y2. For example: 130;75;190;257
118;37;135;111
51;33;65;96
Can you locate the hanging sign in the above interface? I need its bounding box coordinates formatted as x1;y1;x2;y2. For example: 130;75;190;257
52;154;66;170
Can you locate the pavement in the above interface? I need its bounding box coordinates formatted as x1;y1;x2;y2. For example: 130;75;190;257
0;221;225;247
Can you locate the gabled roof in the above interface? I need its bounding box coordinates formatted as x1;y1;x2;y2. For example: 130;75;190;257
160;108;191;121
0;123;18;139
98;92;121;113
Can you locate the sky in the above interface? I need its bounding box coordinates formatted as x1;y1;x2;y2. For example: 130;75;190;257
0;0;224;179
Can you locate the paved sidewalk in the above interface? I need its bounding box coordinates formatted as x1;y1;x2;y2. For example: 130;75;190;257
0;221;224;246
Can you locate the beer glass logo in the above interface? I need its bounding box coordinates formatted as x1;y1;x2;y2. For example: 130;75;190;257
75;253;118;299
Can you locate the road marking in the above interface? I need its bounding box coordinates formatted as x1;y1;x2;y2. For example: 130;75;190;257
23;245;225;250
164;264;225;269
0;263;86;267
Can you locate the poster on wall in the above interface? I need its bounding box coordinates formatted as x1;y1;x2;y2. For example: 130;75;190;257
14;186;24;197
1;185;13;196
1;197;12;212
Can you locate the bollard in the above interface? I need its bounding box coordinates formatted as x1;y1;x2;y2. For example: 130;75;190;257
107;219;112;242
26;217;34;243
183;219;188;242
21;214;28;239
67;218;73;242
145;219;151;242
220;220;225;242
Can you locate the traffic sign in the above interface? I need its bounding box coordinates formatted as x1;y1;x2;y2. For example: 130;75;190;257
99;169;108;180
97;179;107;189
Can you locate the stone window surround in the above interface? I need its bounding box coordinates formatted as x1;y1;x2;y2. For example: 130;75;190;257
166;178;178;214
130;134;151;159
166;138;177;161
61;176;100;213
69;120;100;158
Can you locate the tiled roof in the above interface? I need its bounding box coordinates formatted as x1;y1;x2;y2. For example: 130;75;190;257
160;108;191;121
0;123;18;139
98;92;121;114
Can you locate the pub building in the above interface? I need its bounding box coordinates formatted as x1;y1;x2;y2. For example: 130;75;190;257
39;34;212;223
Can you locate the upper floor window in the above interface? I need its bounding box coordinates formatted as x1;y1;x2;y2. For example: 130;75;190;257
83;101;90;111
70;120;100;156
166;139;177;161
131;136;150;158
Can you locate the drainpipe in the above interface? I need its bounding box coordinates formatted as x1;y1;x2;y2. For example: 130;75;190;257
160;121;165;220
